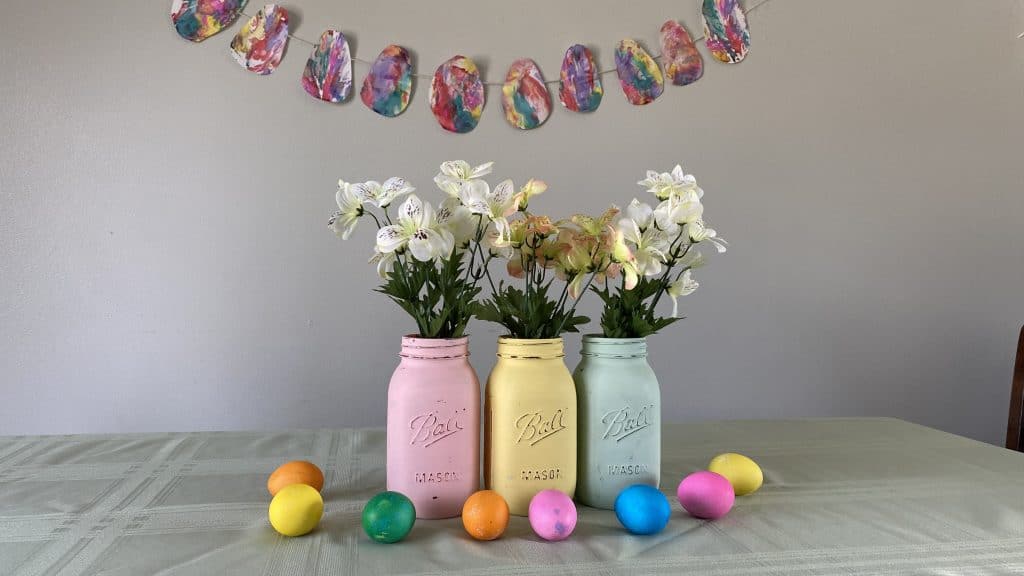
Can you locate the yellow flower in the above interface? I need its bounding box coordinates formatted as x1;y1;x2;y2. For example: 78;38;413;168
515;179;547;211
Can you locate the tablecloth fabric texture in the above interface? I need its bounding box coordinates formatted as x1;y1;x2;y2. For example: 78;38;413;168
2;418;1024;575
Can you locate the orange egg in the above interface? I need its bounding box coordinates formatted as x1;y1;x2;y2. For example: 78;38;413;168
268;461;324;496
461;490;510;541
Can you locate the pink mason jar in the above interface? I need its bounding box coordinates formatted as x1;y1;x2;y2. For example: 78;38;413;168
386;336;480;519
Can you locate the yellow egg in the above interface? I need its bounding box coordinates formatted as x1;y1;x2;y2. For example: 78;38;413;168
269;484;324;537
708;453;763;496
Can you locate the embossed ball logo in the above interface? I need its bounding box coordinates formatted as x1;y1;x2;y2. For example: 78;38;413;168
409;409;466;447
601;404;654;442
514;409;568;446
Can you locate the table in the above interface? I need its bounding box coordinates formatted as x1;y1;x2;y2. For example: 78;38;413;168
2;418;1024;575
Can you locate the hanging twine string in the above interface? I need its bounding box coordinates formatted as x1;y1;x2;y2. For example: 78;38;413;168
237;0;776;87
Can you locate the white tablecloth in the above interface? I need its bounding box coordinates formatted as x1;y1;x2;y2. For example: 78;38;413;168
2;418;1024;575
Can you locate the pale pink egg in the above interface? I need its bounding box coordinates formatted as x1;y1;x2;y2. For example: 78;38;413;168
677;471;735;519
528;489;577;541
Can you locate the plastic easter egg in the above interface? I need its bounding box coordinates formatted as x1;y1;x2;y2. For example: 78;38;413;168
267;461;324;496
708;453;763;496
362;491;416;544
528;489;577;541
614;484;671;535
268;483;323;536
462;490;511;541
677;471;734;519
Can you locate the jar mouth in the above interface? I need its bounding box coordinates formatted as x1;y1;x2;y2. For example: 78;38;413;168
581;335;648;358
582;335;647;344
496;337;564;359
400;335;470;359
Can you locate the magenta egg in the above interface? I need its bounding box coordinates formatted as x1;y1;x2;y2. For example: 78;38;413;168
528;489;577;541
677;471;735;519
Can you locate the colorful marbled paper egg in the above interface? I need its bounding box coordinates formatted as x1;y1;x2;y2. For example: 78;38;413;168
558;44;603;113
614;39;664;105
660;20;704;86
502;59;551;130
702;0;750;63
170;0;247;42
429;56;485;133
229;4;289;75
302;30;352;103
360;45;414;118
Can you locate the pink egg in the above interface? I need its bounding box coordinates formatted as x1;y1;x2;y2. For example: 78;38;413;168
677;471;735;519
528;489;577;541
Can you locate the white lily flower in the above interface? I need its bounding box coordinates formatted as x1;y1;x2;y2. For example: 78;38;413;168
667;270;699;317
328;180;363;240
638;165;701;200
375;195;455;262
619;206;671;277
625;198;655;230
368;249;397;278
436;197;477;249
675;249;705;269
351;177;415;208
459;179;519;246
653;191;704;229
685;219;728;253
433;160;494;197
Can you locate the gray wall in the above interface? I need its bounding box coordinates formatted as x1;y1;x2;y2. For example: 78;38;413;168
2;0;1022;443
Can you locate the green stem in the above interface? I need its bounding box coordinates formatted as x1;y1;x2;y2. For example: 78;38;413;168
554;272;598;336
394;254;430;337
365;210;383;230
554;278;571;313
648;242;691;314
462;216;486;284
482;254;498;297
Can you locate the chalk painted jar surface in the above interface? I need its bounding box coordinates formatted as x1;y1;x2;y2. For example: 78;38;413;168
485;337;577;516
387;336;480;519
573;336;660;510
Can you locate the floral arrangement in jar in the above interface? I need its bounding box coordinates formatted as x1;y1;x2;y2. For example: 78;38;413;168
573;163;728;510
594;164;728;337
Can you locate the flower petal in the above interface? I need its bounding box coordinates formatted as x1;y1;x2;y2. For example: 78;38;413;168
375;225;406;253
440;160;470;178
380;177;414;207
397;194;424;227
351;181;381;204
470;161;494;178
625;199;653;229
491;179;516;211
458;179;489;207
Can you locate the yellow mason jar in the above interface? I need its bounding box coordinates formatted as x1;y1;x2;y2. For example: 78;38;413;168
484;337;577;516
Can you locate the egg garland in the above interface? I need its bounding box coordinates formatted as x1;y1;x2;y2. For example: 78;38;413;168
528;489;577;541
462;490;511;541
363;491;417;543
708;452;763;496
269;483;324;536
614;484;671;535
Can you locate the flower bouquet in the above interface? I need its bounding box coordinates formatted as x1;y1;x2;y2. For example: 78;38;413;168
574;164;727;509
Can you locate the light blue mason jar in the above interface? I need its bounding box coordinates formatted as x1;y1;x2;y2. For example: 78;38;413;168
573;336;661;509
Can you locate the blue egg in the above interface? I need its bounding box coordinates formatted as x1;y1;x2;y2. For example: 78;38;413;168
614;484;671;535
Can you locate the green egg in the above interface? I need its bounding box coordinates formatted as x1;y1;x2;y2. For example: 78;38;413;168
362;491;416;543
